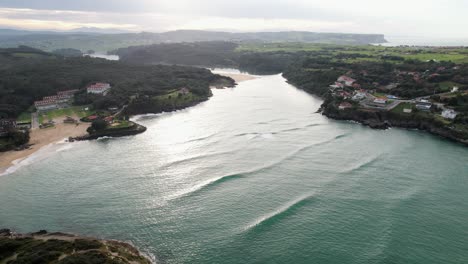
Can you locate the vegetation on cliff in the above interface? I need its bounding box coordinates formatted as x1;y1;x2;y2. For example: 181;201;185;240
0;229;151;264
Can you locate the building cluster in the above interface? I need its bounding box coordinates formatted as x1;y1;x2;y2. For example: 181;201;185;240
34;89;78;112
87;83;111;95
33;83;112;112
328;74;460;120
330;75;371;101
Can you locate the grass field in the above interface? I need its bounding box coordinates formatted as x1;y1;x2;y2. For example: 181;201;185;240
16;112;32;123
39;106;93;124
153;90;202;107
438;81;460;92
237;43;468;63
109;120;134;129
391;102;414;114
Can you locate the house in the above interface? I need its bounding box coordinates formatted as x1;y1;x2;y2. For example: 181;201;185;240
336;91;351;99
87;83;111;95
329;82;345;90
352;91;367;101
386;95;399;100
373;98;388;105
441;109;457;119
338;102;353;110
34;99;58;111
337;76;356;87
57;89;78;98
179;87;190;95
403;108;413;113
416;101;432;111
34;89;77;111
0;119;17;130
104;116;114;123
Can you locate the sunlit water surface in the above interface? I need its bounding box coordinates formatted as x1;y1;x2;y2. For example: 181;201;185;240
1;74;467;263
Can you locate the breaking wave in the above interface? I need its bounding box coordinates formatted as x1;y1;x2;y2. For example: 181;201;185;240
165;134;349;201
243;194;314;231
159;150;234;170
341;153;383;174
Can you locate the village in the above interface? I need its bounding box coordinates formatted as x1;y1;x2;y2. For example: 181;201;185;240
330;70;462;121
0;82;115;151
0;82;200;152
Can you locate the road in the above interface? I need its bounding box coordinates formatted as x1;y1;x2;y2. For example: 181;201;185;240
31;112;39;129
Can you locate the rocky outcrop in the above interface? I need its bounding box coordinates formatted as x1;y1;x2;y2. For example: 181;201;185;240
0;229;152;264
323;105;468;146
72;122;147;141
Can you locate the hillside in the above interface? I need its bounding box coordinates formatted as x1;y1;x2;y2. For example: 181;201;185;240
0;46;233;119
0;29;387;52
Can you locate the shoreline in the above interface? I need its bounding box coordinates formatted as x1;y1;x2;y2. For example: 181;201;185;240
0;72;254;175
214;72;258;83
0;122;90;175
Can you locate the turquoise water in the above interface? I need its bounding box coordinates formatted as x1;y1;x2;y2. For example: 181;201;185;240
1;74;467;263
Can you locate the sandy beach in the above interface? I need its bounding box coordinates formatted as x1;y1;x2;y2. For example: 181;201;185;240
0;121;90;174
218;73;258;83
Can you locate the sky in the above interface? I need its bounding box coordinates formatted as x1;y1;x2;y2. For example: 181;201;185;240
0;0;467;38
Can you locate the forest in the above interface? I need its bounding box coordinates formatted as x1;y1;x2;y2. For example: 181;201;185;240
0;46;232;119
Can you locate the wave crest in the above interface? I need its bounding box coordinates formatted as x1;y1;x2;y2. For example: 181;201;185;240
244;194;314;231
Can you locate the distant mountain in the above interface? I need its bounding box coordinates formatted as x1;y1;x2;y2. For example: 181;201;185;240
0;29;387;52
69;27;133;34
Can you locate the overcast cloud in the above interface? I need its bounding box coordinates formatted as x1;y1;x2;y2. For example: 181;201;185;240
0;0;466;37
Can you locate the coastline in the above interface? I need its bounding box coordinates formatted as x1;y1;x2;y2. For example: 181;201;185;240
0;122;90;175
0;72;252;176
322;107;468;146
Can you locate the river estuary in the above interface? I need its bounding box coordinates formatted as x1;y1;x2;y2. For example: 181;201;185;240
0;73;467;263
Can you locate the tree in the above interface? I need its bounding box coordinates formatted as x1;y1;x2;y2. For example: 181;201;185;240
89;119;107;132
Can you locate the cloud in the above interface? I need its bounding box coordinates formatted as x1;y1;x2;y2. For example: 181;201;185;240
0;1;467;37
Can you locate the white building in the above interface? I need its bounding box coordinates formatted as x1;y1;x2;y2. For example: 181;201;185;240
352;91;367;101
373;98;387;104
87;83;111;95
34;99;58;111
442;109;457;119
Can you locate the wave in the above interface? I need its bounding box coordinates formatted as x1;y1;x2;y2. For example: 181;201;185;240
159;150;234;170
165;173;244;201
243;194;314;231
165;134;348;201
0;140;77;176
235;123;324;139
256;118;286;125
341;153;383;174
183;133;219;144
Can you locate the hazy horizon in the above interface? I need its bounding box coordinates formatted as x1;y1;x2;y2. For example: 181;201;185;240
0;0;467;38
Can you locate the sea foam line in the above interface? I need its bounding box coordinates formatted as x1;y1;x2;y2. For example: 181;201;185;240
243;193;314;231
0;139;77;176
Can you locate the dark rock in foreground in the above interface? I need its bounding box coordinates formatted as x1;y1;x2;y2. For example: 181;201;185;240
0;229;152;264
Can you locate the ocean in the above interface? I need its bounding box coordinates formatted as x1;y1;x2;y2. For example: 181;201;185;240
0;73;467;263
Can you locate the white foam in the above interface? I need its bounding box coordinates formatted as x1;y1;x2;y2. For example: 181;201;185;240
0;138;76;176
